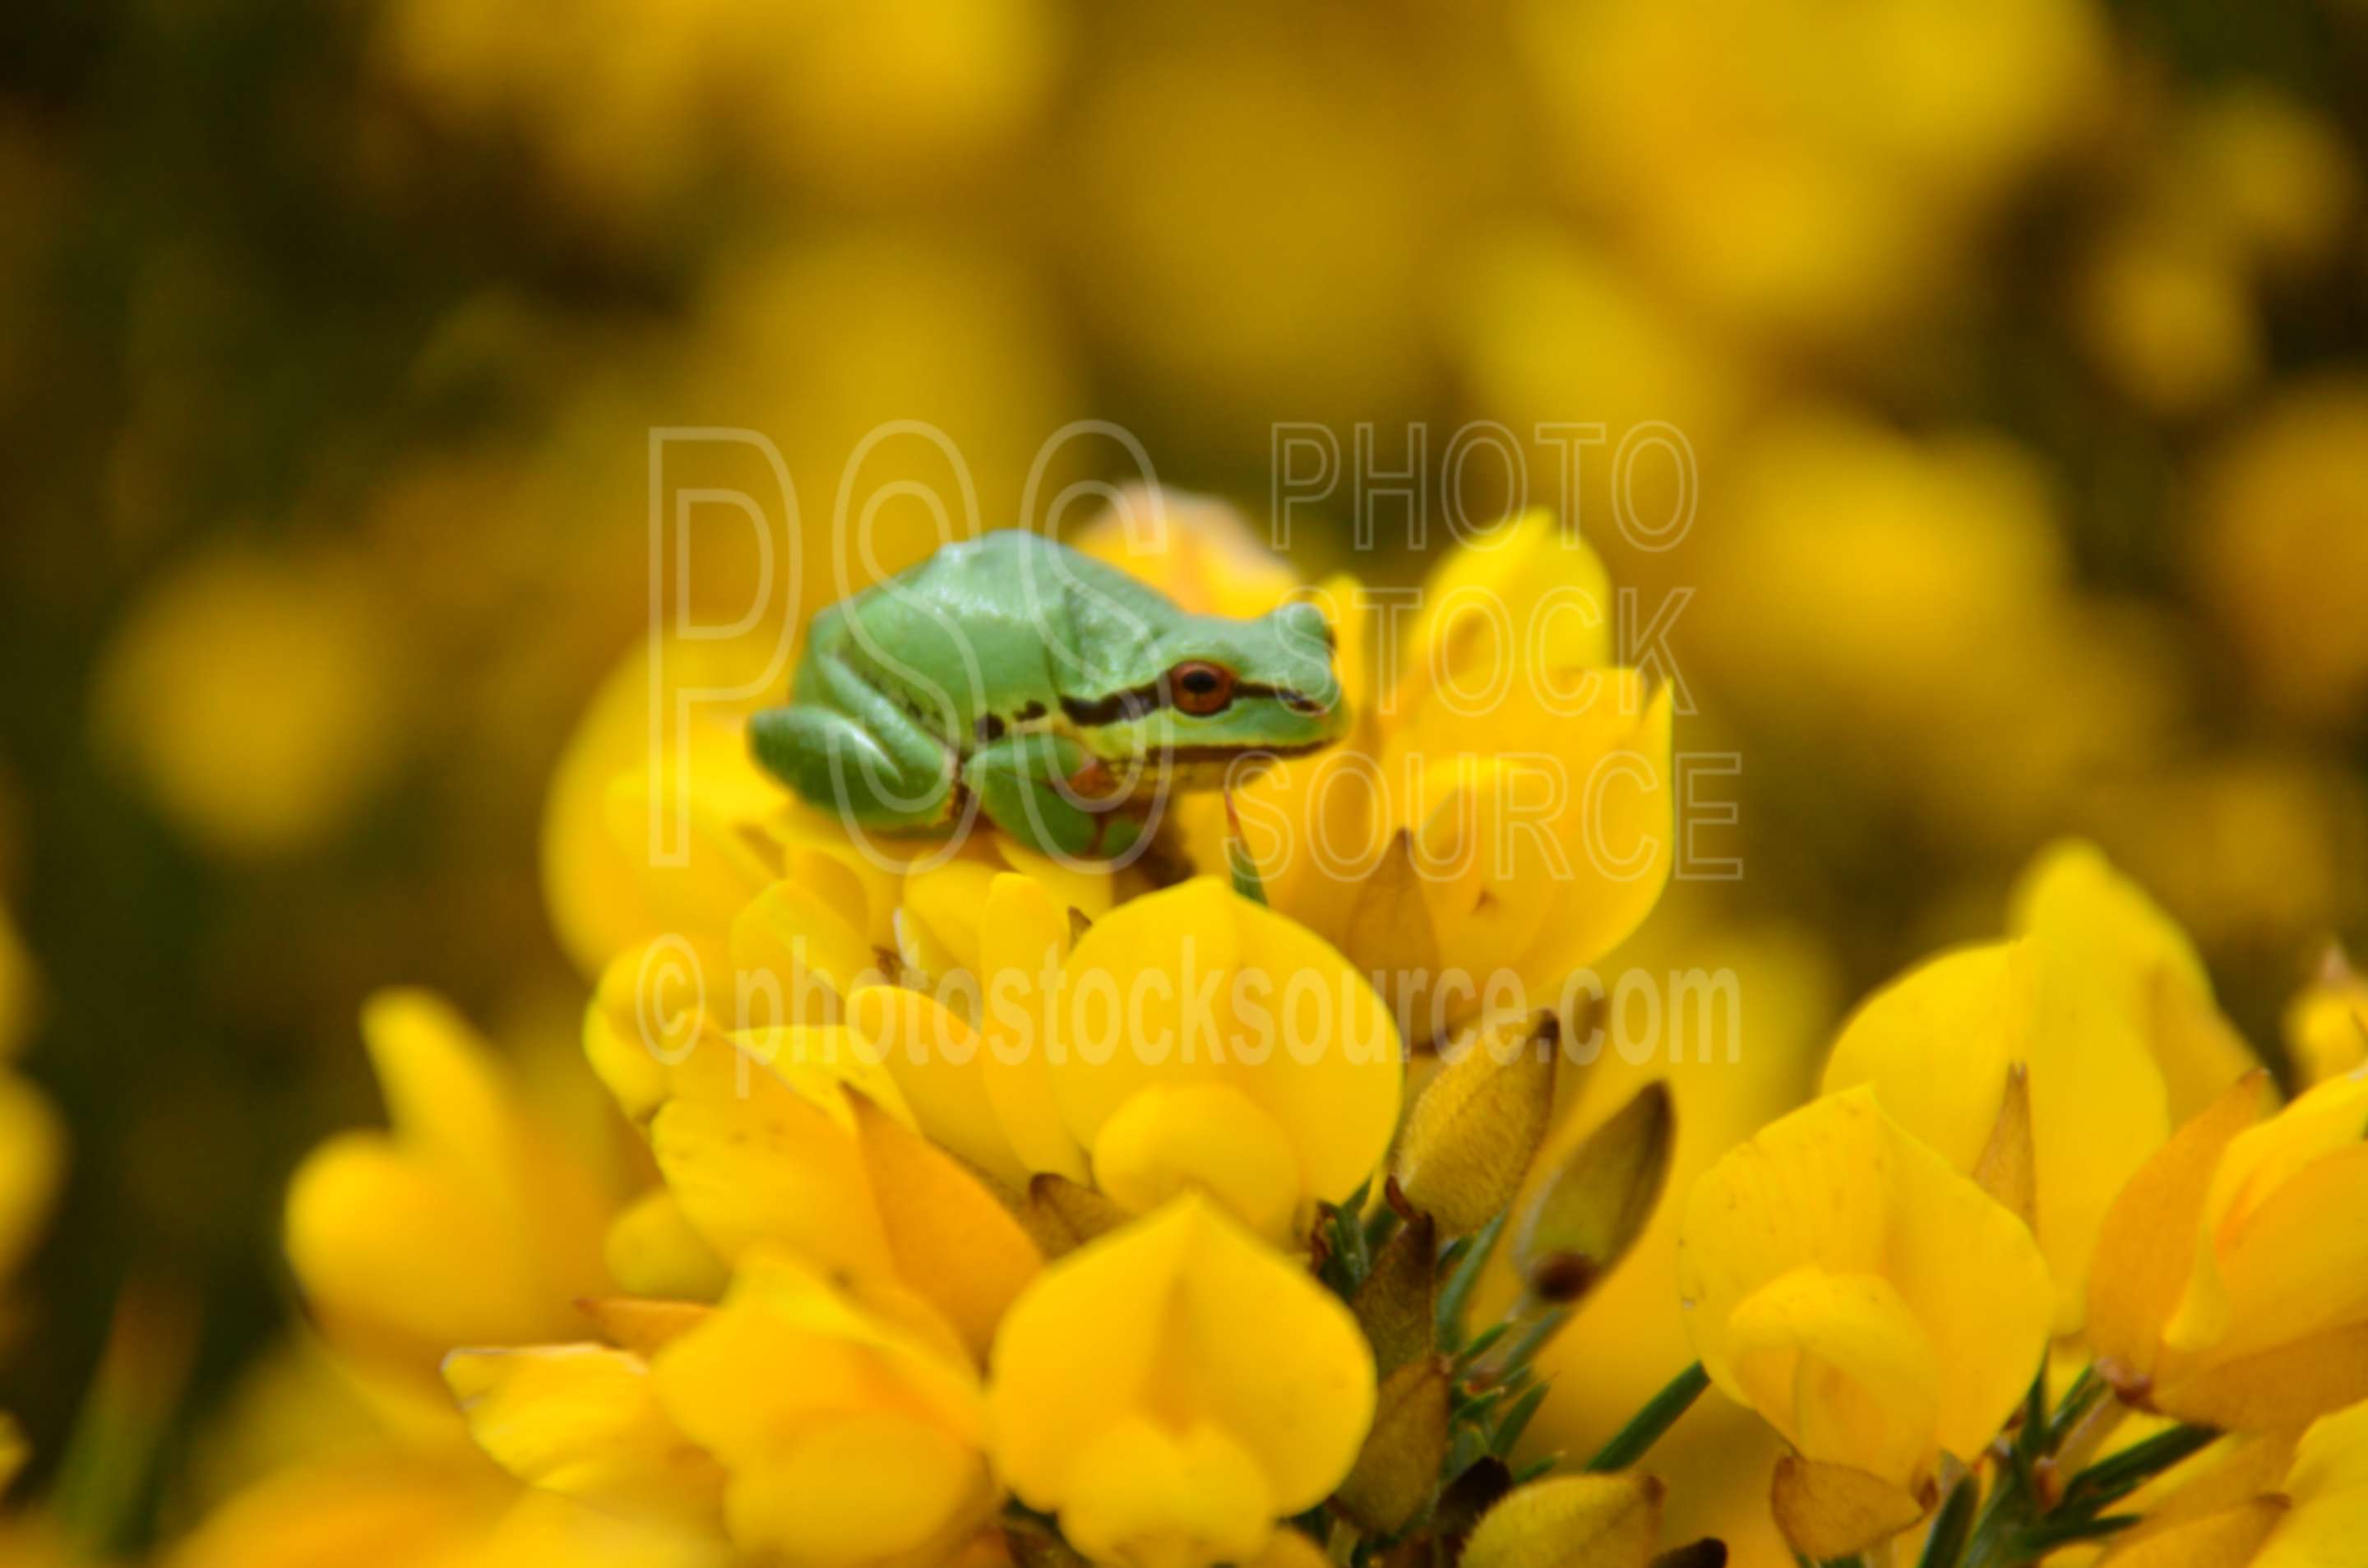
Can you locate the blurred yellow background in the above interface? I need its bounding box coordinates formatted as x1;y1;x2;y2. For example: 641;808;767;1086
0;0;2363;1554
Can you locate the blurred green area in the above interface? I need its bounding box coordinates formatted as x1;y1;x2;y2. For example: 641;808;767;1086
0;0;2365;1548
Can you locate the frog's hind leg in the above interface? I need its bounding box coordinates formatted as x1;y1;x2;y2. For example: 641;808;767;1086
960;733;1142;861
750;654;953;831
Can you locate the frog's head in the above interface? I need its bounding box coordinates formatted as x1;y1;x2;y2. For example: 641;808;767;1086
1064;599;1349;786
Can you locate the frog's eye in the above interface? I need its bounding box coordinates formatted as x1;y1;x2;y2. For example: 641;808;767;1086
1168;660;1236;716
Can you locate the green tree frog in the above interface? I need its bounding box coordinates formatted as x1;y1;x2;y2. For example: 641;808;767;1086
751;530;1348;859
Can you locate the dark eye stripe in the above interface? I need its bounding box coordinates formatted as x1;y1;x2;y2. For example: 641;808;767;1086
1059;678;1323;726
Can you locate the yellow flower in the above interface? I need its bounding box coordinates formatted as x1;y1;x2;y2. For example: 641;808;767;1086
1043;877;1403;1242
1382;516;1677;1013
1051;506;1673;1035
542;632;786;978
446;1339;726;1533
2088;1067;2368;1430
2098;1399;2368;1568
988;1195;1374;1568
1821;840;2257;1333
1283;513;1671;1029
92;548;400;858
1676;1088;2055;1550
284;990;613;1381
1378;667;1672;1025
1501;898;1843;1568
1390;508;1612;717
630;1028;1040;1361
651;1251;997;1566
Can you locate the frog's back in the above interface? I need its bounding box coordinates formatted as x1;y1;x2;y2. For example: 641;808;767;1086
803;532;1162;740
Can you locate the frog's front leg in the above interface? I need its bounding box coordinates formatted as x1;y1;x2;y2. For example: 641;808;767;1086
749;654;953;831
959;733;1143;860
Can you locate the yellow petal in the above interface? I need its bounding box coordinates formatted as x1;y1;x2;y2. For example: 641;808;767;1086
576;1297;715;1358
1059;1417;1275;1568
2158;1069;2368;1382
1727;1267;1941;1490
360;990;519;1186
585;939;725;1126
1823;945;2019;1174
604;1189;730;1302
445;1345;724;1529
849;1093;1042;1362
2102;1500;2288;1568
728;1409;989;1566
2011;839;2257;1122
1677;1088;2053;1481
1092;1082;1303;1241
2154;1319;2368;1432
1054;879;1401;1210
285;1133;575;1369
729;877;876;1020
899;863;1003;979
1396;511;1614;714
2088;1072;2274;1390
540;636;780;976
1769;1455;1927;1561
1825;932;2169;1334
978;872;1090;1182
988;1196;1376;1537
1460;1473;1663;1568
652;1251;991;1565
647;1036;893;1280
1385;673;1672;999
852;984;1028;1190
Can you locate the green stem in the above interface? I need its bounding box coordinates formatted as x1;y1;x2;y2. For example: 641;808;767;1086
1915;1474;1977;1568
1584;1362;1709;1473
1435;1214;1506;1353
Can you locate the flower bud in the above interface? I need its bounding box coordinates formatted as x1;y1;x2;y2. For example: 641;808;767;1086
1460;1473;1663;1568
1510;1081;1672;1306
1394;1011;1558;1235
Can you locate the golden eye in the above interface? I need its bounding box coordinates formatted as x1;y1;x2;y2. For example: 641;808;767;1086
1169;660;1235;716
